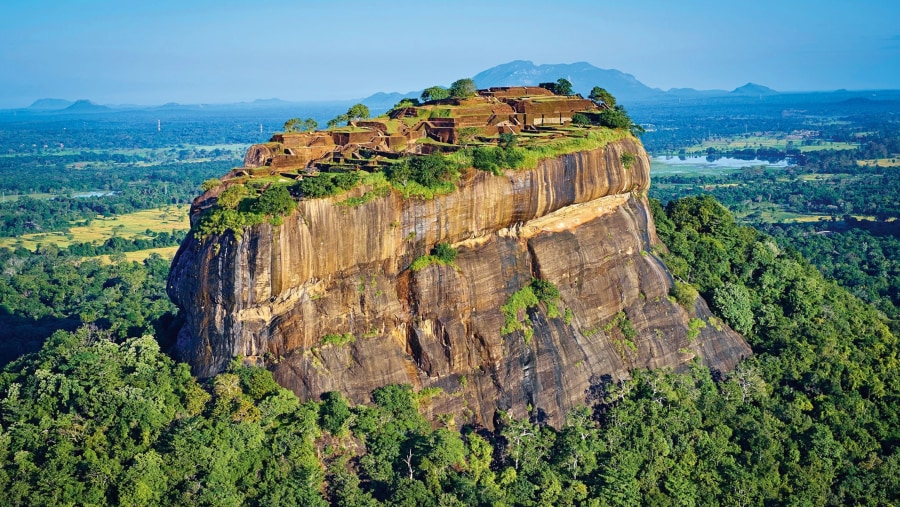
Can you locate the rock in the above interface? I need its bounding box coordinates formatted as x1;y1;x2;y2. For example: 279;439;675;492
167;138;751;428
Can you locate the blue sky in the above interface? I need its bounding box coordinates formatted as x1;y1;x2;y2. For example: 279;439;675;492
0;0;897;107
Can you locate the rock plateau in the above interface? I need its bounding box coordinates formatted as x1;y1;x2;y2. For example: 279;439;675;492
167;89;751;428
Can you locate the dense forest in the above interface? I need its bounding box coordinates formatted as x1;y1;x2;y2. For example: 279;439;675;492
1;95;899;504
649;122;900;325
0;196;897;505
0;248;177;366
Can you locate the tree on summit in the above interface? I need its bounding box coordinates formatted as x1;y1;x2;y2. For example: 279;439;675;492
539;78;574;96
420;86;450;102
347;103;370;121
589;86;616;107
554;78;573;95
327;103;370;128
449;78;477;99
283;117;318;133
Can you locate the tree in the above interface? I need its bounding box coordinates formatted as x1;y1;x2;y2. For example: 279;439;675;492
327;114;349;129
303;118;318;132
284;118;301;133
555;78;573;96
448;78;476;99
421;86;450;103
251;185;296;217
391;98;421;111
347;103;370;121
319;391;352;435
327;104;369;128
713;282;754;335
283;117;318;133
598;105;645;136
539;78;573;96
589;86;616;107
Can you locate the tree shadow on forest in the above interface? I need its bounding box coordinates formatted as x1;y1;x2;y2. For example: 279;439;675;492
0;308;81;368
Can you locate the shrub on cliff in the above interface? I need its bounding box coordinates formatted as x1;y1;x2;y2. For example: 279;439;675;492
471;143;526;175
217;184;251;209
251;185;296;217
501;278;565;335
410;242;458;271
589;86;617;107
194;206;265;239
599;105;645;136
296;171;361;199
194;184;298;239
385;154;457;194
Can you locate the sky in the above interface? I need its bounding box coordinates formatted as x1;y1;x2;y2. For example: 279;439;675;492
0;0;898;108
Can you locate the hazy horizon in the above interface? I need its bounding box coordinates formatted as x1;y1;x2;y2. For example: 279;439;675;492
1;0;898;108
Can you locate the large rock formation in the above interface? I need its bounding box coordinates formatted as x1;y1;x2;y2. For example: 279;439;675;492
168;137;751;428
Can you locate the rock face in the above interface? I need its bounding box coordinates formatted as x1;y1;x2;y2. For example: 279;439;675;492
168;137;751;428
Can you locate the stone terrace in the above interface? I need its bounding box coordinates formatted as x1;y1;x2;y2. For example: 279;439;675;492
240;87;605;174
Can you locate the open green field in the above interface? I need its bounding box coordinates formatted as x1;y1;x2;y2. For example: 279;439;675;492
650;161;747;177
0;192;56;202
735;201;877;224
737;202;832;223
99;245;182;263
0;205;190;254
678;134;858;154
858;158;900;167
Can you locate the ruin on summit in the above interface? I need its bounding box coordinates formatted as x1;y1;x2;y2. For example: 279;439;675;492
239;86;610;176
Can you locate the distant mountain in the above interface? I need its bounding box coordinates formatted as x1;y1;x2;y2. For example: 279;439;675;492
361;91;420;110
28;98;74;110
472;60;664;102
62;100;111;113
731;83;779;96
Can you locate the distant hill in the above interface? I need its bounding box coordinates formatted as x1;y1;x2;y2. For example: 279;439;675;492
62;100;111;113
361;91;420;110
472;60;664;102
28;98;74;111
731;82;779;96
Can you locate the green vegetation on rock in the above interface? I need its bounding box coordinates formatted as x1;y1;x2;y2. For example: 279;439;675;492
501;278;564;336
193;183;296;240
322;332;356;347
410;242;458;272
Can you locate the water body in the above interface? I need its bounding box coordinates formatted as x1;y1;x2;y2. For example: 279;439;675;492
73;190;117;198
650;155;792;176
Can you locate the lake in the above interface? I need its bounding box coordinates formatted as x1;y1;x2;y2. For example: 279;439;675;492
650;155;792;176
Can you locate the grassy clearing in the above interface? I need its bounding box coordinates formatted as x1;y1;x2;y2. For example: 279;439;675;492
858;158;900;167
99;246;181;263
0;192;56;202
517;128;627;169
736;202;829;223
650;160;749;177
0;205;189;252
798;142;858;152
680;135;859;154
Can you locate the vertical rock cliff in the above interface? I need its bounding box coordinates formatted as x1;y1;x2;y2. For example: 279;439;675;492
168;137;751;427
